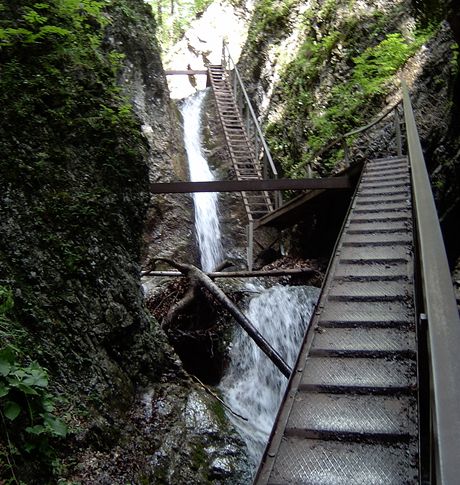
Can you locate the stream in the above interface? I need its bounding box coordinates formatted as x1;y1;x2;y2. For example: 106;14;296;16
181;90;223;272
219;284;320;467
180;89;320;474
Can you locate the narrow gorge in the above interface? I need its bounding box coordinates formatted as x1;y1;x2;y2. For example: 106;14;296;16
1;0;459;483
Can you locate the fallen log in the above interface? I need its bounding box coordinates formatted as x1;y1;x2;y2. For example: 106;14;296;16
141;267;315;279
154;258;292;378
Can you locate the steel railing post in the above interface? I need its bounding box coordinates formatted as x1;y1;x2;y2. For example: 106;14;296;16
247;221;254;271
343;139;349;166
394;108;403;157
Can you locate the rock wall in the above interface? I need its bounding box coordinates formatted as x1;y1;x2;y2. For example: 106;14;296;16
108;3;198;271
237;0;460;265
0;0;250;482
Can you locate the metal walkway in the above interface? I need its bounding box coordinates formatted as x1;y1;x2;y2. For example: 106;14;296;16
208;64;274;220
255;155;419;484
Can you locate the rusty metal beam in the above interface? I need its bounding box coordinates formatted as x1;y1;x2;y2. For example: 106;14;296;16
150;177;351;194
164;70;208;76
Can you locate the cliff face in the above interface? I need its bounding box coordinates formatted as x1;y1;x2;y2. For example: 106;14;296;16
0;1;249;483
0;0;173;480
238;0;459;266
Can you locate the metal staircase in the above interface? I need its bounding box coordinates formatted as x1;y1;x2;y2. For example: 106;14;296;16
208;64;274;221
255;154;419;483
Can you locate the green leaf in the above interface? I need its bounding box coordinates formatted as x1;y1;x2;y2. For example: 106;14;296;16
0;382;9;397
26;424;46;435
23;368;48;388
23;441;36;452
11;368;25;379
0;359;11;376
4;401;21;421
41;396;55;412
15;382;39;396
43;414;68;437
0;347;15;376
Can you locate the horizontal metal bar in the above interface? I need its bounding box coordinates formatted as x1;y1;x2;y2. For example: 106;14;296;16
164;70;208;75
402;79;460;484
150;177;351;193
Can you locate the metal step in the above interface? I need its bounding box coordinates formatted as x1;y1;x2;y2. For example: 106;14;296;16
343;232;411;244
299;356;416;392
328;279;411;301
286;392;417;438
310;327;416;354
334;260;410;278
267;437;418;484
319;300;413;326
339;243;412;261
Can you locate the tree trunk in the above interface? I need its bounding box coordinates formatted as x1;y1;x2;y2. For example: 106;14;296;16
154;259;292;378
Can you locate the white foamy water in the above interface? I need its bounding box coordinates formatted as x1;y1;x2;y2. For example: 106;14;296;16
181;91;223;271
219;284;320;467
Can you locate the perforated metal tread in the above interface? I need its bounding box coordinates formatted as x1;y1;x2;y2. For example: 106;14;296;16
255;156;419;484
286;393;418;437
320;300;413;324
300;356;416;390
311;327;416;354
267;438;418;484
342;231;411;243
328;279;411;300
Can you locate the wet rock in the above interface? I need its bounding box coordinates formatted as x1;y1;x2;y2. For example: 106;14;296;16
106;4;196;269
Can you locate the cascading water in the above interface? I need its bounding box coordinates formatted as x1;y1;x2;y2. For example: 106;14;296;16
219;284;320;467
181;87;319;476
181;90;223;271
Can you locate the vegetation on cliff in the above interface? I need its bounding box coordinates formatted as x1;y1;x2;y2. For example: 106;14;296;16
0;0;166;481
0;1;252;483
239;0;459;267
243;0;444;176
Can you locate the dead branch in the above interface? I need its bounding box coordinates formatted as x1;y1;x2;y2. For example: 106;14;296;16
163;286;196;328
153;258;292;378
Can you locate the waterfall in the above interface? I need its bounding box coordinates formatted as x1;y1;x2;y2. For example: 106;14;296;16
219;284;320;467
181;91;223;272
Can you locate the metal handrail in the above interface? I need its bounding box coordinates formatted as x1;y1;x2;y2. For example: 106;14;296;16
402;79;460;484
297;99;402;172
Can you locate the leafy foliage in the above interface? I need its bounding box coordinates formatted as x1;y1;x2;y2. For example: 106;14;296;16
0;289;67;481
263;0;437;178
246;0;296;51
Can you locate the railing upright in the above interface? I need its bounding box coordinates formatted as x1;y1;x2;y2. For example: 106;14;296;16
402;79;460;484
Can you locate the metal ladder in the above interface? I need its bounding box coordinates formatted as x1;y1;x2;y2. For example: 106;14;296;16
208;65;274;223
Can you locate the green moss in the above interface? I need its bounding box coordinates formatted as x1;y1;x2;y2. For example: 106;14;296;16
190;442;209;471
264;0;439;177
209;396;227;428
246;0;296;52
